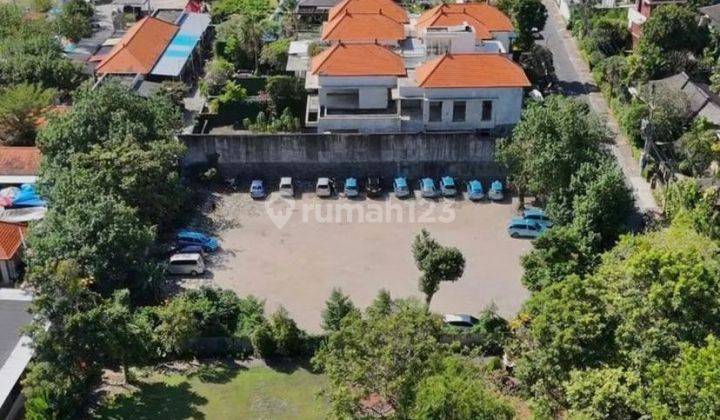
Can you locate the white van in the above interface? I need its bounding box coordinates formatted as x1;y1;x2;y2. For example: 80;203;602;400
279;177;294;198
167;253;205;276
316;177;332;197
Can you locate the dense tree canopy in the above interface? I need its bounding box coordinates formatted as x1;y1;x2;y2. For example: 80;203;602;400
0;83;55;145
512;0;547;50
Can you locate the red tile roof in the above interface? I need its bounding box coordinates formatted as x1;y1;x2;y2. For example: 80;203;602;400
321;11;405;42
96;16;179;75
311;42;406;76
417;3;513;39
328;0;408;23
0;222;26;261
0;147;41;176
415;53;530;88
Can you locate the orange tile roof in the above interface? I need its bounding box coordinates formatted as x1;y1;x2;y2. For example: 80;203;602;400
0;222;26;261
328;0;408;23
321;11;405;42
311;43;406;76
415;53;530;88
96;16;179;75
0;147;41;176
417;3;513;39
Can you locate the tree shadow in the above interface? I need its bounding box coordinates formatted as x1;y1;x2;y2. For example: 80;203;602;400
187;359;247;384
97;381;208;420
265;356;316;374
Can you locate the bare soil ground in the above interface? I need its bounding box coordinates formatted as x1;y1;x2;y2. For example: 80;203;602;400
181;191;532;332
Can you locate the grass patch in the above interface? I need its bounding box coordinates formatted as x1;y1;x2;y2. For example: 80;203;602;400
94;361;328;419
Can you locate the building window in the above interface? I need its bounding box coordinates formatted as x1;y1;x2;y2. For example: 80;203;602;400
481;100;492;121
452;101;466;122
429;101;442;122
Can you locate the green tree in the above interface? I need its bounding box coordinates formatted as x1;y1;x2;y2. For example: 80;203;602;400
565;367;643;419
520;225;598;292
512;0;547;50
199;58;234;96
0;83;55;146
511;275;614;412
265;75;304;115
313;299;446;418
38;82;185;228
0;34;84;90
412;229;465;305
367;288;393;317
260;38;290;74
469;305;511;356
663;180;720;239
645;335;720;418
641;5;708;54
497;96;607;204
269;306;304;357
321;288;357;333
212;0;272;20
675;117;720;176
518;44;555;91
411;356;514;419
588;17;630;57
217;14;268;72
55;0;93;41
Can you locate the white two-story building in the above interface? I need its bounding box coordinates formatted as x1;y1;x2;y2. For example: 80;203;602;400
303;0;529;133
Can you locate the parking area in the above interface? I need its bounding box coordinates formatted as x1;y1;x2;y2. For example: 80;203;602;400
182;190;532;332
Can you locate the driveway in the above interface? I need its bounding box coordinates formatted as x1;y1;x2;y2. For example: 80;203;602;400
539;0;659;214
182;192;532;332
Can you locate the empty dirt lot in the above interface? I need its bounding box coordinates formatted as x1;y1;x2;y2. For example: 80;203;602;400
186;191;533;332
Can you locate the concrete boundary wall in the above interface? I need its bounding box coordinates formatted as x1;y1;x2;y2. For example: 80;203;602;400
180;132;504;183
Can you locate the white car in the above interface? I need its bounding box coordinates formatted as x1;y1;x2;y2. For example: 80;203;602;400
488;180;504;201
279;177;294;198
443;314;479;329
316;177;333;197
167;253;205;276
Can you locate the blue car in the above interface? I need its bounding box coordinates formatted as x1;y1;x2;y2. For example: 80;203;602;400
507;217;546;239
488;180;504;201
419;178;438;198
393;177;410;198
466;180;485;200
250;179;266;199
439;176;457;197
522;207;553;228
176;230;219;252
344;177;359;198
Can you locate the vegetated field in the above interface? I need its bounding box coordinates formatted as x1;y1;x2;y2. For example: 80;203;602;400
94;361;328;419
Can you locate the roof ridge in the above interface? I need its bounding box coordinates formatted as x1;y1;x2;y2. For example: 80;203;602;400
96;16;178;72
418;53;448;87
313;42;342;73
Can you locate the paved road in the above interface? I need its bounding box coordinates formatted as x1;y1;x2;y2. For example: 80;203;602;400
539;1;660;214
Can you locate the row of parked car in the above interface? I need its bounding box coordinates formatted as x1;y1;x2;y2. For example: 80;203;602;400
506;207;553;239
242;176;507;201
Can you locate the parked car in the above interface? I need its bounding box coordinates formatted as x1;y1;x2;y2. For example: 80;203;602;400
279;177;294;198
488;180;504;201
176;230;219;252
175;244;205;256
249;179;266;199
316;177;333;197
366;176;382;197
443;314;479;329
507;217;546;239
344;177;359;198
419;178;438;198
167;253;205;276
466;180;485;200
393;177;410;198
522;207;553;228
440;176;457;197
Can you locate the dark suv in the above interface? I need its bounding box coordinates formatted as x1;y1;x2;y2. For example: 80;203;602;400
366;177;382;197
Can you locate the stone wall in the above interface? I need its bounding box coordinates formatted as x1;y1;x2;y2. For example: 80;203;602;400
180;132;503;185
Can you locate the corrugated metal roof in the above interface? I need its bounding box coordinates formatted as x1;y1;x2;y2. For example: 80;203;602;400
151;13;210;77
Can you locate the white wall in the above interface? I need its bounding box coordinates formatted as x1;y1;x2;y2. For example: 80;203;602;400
420;87;524;131
489;31;515;53
318;76;398;110
317;115;402;133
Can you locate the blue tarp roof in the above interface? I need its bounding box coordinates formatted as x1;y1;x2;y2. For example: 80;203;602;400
11;184;46;208
151;13;210;77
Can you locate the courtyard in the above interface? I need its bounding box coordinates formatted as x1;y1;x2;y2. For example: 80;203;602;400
183;190;532;332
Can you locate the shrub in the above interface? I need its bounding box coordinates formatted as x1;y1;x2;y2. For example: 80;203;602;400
469;306;511;356
269;307;304;357
251;322;277;358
